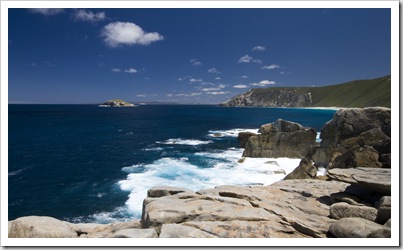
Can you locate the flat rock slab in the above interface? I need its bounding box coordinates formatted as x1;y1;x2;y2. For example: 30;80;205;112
327;167;391;195
142;180;352;238
111;228;158;238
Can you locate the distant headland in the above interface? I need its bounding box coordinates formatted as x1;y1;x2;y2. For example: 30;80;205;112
220;75;391;108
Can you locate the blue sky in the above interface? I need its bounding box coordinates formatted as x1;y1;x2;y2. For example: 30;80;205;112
8;7;391;104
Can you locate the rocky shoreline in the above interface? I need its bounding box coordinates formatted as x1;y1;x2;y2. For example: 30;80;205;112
8;107;392;238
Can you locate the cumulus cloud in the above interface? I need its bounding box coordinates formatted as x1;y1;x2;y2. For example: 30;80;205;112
207;91;228;95
29;8;64;16
238;54;261;64
124;68;137;74
207;68;221;74
102;22;163;47
73;9;106;23
201;84;226;92
190;59;203;66
252;45;266;51
233;84;249;89
111;68;121;72
239;75;249;79
251;80;276;87
215;77;221;80
261;64;280;70
189;78;203;83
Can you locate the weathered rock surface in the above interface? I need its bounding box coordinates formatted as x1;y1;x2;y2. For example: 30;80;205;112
141;180;356;238
313;107;391;167
8;216;78;238
242;119;316;158
330;145;382;169
111;228;158;238
327;167;391;195
376;196;391;224
283;158;317;180
147;186;193;198
7;217;157;238
329;217;391;238
238;131;257;148
329;202;378;221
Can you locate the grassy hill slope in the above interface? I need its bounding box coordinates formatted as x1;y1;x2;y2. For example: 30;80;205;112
309;75;391;107
226;75;391;108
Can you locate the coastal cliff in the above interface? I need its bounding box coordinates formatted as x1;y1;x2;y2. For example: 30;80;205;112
8;108;392;239
220;75;391;108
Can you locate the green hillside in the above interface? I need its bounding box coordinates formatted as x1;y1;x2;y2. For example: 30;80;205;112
223;75;391;108
309;75;391;107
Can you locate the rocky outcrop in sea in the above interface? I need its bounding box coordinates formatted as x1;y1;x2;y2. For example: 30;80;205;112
8;107;392;238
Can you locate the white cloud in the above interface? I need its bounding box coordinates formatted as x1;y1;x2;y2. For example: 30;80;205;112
215;77;221;80
207;91;228;95
73;9;106;23
124;68;137;74
261;64;280;70
200;84;226;92
29;8;64;16
111;68;121;72
239;75;249;79
190;59;203;66
207;68;220;74
252;46;266;51
251;80;276;87
102;22;164;48
233;84;248;89
137;94;146;97
238;54;261;64
189;78;203;83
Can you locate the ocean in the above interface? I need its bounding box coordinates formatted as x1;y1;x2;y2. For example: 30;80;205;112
8;104;336;223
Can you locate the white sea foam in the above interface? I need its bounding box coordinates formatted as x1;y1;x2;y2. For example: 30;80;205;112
8;166;30;176
317;166;327;176
156;138;213;145
207;128;259;138
142;147;164;151
118;147;301;218
316;132;321;142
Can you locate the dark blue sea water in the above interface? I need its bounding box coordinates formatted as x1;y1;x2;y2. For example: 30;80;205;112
8;104;336;223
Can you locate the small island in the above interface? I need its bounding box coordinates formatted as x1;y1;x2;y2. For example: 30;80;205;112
98;99;136;107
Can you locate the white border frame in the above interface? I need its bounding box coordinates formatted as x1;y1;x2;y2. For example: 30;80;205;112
1;1;399;247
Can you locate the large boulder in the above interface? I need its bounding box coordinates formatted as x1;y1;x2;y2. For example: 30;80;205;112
237;132;257;148
329;217;391;238
329;202;378;221
329;145;382;169
242;119;316;158
8;216;78;238
313;108;391;167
